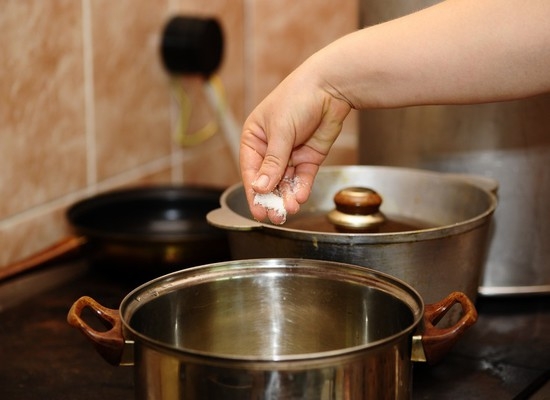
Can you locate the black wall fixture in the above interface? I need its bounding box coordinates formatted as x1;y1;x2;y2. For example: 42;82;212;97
160;16;224;77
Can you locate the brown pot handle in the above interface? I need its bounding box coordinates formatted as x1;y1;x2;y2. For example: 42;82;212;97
414;291;478;365
67;296;126;366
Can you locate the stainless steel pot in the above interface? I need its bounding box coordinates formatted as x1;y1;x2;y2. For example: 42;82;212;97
358;0;550;296
207;166;497;307
67;258;477;400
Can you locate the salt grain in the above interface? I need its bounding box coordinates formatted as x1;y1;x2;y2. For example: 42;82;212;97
253;176;306;223
254;192;287;219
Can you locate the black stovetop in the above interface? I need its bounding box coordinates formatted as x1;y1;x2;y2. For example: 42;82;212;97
1;260;549;399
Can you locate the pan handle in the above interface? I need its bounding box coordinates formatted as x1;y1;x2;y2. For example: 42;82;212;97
207;207;263;230
411;291;478;365
67;296;133;366
0;236;86;281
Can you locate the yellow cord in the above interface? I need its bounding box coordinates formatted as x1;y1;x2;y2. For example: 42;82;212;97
171;78;218;147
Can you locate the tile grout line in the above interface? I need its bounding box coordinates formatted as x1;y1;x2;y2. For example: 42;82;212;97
82;0;97;193
243;0;254;115
165;0;182;184
0;155;174;231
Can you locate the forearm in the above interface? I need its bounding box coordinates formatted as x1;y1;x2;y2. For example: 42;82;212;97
308;0;550;108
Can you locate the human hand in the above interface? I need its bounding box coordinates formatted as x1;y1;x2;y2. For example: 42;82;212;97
240;62;352;224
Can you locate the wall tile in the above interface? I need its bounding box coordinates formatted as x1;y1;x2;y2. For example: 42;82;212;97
248;0;359;165
172;0;245;185
0;0;359;276
0;206;71;277
179;133;240;187
249;0;359;104
90;0;173;182
176;0;245;120
0;0;86;219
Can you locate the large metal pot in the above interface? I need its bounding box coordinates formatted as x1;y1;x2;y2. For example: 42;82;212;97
67;258;477;399
358;0;550;296
207;166;497;306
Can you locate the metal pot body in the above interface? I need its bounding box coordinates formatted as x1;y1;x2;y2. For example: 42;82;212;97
68;259;478;399
133;340;412;399
121;259;422;399
208;166;497;306
358;1;550;296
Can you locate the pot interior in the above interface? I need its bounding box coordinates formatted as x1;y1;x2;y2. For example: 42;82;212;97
222;166;496;234
124;259;421;360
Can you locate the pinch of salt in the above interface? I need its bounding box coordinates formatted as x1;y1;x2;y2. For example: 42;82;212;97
254;192;287;219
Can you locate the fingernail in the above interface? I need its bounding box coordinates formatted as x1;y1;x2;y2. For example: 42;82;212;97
253;174;270;190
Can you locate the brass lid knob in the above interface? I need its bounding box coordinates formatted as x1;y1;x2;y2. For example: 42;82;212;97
327;187;385;232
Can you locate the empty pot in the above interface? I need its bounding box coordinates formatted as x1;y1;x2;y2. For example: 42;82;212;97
67;258;477;399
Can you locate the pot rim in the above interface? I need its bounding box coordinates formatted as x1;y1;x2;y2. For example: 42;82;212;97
67;184;227;243
118;258;425;365
211;165;498;244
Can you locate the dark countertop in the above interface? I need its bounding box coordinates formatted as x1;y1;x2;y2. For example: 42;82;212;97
1;261;549;399
414;294;550;399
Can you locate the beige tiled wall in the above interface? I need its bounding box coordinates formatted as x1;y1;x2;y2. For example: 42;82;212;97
0;0;358;276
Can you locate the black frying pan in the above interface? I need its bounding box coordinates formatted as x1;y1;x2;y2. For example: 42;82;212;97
0;185;230;281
